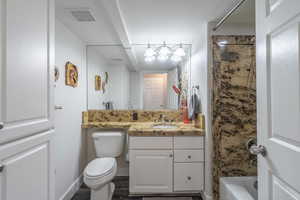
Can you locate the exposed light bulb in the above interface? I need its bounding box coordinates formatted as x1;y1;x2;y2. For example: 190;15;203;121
174;46;186;57
159;46;171;56
158;54;168;62
159;42;171;56
171;55;182;62
144;47;156;57
145;56;155;63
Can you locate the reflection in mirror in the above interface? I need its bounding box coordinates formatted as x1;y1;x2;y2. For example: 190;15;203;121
87;44;191;110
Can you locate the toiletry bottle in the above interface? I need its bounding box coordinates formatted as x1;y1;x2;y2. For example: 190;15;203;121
195;113;205;129
181;99;189;124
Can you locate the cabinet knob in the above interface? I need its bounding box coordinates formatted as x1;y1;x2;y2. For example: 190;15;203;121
187;176;191;180
187;155;192;159
169;154;173;158
0;122;4;130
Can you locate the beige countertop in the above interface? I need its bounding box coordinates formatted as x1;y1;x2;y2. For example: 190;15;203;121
82;122;204;136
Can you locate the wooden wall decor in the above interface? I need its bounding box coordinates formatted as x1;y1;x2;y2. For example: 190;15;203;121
105;72;109;83
54;66;60;82
95;75;101;91
102;81;106;93
65;61;78;87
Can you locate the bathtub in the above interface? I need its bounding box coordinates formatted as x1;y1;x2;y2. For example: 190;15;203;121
220;176;258;200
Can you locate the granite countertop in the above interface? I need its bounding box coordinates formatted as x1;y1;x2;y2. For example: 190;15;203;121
82;122;204;136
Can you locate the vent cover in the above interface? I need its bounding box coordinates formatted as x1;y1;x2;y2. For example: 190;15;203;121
70;9;96;22
111;58;123;62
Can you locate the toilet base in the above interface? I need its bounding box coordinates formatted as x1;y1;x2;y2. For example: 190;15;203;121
91;182;115;200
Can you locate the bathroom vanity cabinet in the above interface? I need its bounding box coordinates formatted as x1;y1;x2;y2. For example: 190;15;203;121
129;136;204;194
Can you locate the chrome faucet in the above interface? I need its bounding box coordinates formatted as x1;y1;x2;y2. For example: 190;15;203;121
159;114;167;123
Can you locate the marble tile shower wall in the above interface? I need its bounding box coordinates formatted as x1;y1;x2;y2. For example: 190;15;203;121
212;36;257;200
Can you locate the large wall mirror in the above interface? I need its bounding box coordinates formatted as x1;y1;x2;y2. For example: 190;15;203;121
87;44;191;110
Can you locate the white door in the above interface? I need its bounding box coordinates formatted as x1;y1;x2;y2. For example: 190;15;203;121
256;0;300;199
129;150;173;194
0;131;54;200
0;0;54;144
0;0;54;199
143;74;166;109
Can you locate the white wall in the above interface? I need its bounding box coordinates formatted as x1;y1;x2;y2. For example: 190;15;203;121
55;19;131;200
210;22;255;35
87;48;111;109
107;64;130;109
129;71;143;109
167;68;179;109
190;23;213;200
54;19;87;200
87;48;130;110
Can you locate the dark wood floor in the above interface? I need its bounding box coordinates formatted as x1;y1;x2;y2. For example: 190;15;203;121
71;177;202;200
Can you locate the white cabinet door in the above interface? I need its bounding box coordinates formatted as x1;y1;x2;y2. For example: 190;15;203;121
174;163;204;191
0;131;54;200
0;0;55;144
129;150;173;194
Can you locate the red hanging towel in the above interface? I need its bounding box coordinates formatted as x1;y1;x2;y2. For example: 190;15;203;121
172;85;181;94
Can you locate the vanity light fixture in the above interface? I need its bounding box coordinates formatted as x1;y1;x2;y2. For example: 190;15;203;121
174;43;186;57
144;44;156;57
158;54;169;62
145;55;156;63
171;55;182;62
159;42;171;56
144;42;186;63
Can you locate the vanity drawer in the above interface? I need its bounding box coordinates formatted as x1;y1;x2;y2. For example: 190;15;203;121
174;150;204;162
129;136;173;149
174;136;204;149
174;163;204;191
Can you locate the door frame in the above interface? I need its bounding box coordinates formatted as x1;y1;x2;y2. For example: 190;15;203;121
140;70;168;109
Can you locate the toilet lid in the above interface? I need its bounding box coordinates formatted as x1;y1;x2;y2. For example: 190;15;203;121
84;158;115;178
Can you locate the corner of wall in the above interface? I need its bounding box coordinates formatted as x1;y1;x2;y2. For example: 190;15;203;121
59;175;83;200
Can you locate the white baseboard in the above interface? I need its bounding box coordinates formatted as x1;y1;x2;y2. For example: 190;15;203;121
204;192;213;200
59;175;83;200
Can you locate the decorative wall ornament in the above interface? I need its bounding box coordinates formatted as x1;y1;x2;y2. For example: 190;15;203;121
54;66;60;82
102;81;106;93
105;72;109;84
65;61;78;87
95;75;101;91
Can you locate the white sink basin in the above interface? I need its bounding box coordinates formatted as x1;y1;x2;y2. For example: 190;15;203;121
152;124;177;129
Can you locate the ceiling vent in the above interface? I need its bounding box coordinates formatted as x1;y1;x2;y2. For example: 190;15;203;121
111;58;124;62
69;9;96;22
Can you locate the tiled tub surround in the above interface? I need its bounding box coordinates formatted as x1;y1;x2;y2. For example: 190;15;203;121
212;36;257;200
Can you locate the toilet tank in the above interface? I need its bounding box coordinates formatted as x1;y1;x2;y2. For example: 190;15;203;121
92;131;125;157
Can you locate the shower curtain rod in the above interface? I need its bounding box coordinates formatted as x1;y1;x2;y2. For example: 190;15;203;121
213;0;248;31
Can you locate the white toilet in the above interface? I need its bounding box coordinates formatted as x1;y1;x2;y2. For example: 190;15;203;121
84;131;124;200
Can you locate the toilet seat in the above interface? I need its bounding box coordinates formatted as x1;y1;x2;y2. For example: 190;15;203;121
84;158;116;180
